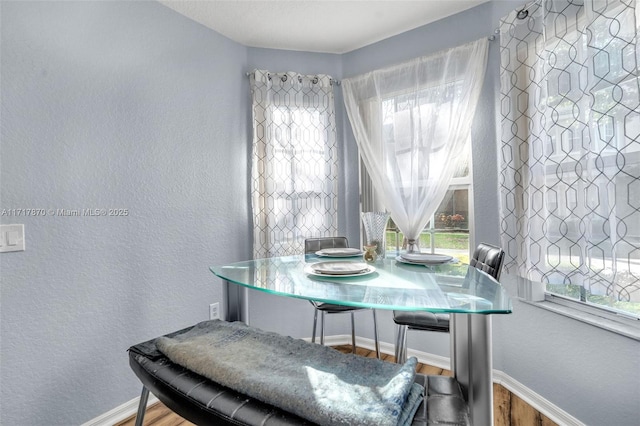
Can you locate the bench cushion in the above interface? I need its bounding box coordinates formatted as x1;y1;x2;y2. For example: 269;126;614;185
128;331;470;426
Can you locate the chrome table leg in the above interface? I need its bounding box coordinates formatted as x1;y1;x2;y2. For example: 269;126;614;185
452;313;493;426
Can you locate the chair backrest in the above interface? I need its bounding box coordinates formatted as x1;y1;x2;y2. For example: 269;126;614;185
469;242;505;281
304;237;349;254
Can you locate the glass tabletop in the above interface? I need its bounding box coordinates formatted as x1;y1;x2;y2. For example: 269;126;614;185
210;255;512;314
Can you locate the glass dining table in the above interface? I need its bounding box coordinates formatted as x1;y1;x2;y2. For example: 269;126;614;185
210;254;512;425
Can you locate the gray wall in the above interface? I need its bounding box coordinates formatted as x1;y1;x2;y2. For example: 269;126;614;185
0;1;251;424
1;1;638;425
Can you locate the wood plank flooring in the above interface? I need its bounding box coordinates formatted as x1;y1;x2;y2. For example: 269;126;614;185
117;345;556;426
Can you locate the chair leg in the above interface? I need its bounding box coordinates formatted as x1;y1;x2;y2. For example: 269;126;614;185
134;386;150;426
400;331;408;363
395;324;408;363
372;310;380;359
311;309;318;343
350;312;356;353
320;311;326;345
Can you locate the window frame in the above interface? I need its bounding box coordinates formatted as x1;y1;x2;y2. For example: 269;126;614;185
533;293;640;341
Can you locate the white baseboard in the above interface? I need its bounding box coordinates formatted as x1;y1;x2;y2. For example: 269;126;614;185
81;392;158;426
87;335;582;426
493;370;584;426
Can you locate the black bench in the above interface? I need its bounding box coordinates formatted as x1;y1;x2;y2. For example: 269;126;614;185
128;327;471;426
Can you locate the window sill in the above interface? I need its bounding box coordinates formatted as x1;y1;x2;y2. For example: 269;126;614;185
521;297;640;341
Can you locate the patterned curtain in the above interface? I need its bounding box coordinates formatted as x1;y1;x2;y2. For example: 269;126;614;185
499;1;640;305
250;70;339;258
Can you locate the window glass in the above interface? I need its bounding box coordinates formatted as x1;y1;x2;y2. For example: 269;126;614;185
384;187;471;263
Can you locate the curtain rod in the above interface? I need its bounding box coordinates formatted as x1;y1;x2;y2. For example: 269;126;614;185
246;32;500;82
245;71;341;86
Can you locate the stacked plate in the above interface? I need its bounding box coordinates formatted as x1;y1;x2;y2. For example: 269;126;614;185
315;247;363;257
396;252;454;265
305;261;375;277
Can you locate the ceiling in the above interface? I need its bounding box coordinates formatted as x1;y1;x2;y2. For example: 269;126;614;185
159;1;490;54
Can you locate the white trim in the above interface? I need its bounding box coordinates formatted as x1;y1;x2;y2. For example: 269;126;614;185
533;297;640;341
80;392;158;426
301;334;353;347
86;335;582;426
493;371;585;426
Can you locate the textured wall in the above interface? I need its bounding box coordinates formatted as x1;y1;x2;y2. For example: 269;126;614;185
0;1;250;424
1;1;638;425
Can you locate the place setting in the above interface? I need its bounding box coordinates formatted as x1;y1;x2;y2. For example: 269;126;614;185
314;247;364;258
395;252;457;267
304;261;376;278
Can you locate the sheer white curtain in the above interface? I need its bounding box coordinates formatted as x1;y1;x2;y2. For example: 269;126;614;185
342;39;489;252
499;0;640;306
250;70;339;258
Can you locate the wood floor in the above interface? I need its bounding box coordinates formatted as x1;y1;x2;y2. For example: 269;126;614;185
117;345;556;426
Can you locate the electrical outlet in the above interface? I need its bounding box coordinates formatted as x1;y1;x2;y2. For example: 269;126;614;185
209;302;220;320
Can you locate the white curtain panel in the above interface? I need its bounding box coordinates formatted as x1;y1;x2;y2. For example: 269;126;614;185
499;0;640;301
342;39;489;252
250;70;339;258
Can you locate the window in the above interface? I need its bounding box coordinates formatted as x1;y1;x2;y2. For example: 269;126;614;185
344;39;488;264
361;84;473;262
499;1;640;319
266;106;336;248
250;71;338;258
381;188;472;263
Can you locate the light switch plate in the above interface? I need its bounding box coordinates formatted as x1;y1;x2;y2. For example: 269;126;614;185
0;224;25;252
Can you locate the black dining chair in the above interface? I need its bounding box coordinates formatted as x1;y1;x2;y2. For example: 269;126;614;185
305;237;380;358
393;242;505;364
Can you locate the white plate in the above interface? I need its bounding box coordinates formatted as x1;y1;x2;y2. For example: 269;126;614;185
316;248;363;257
304;264;376;278
310;261;369;275
396;254;455;265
